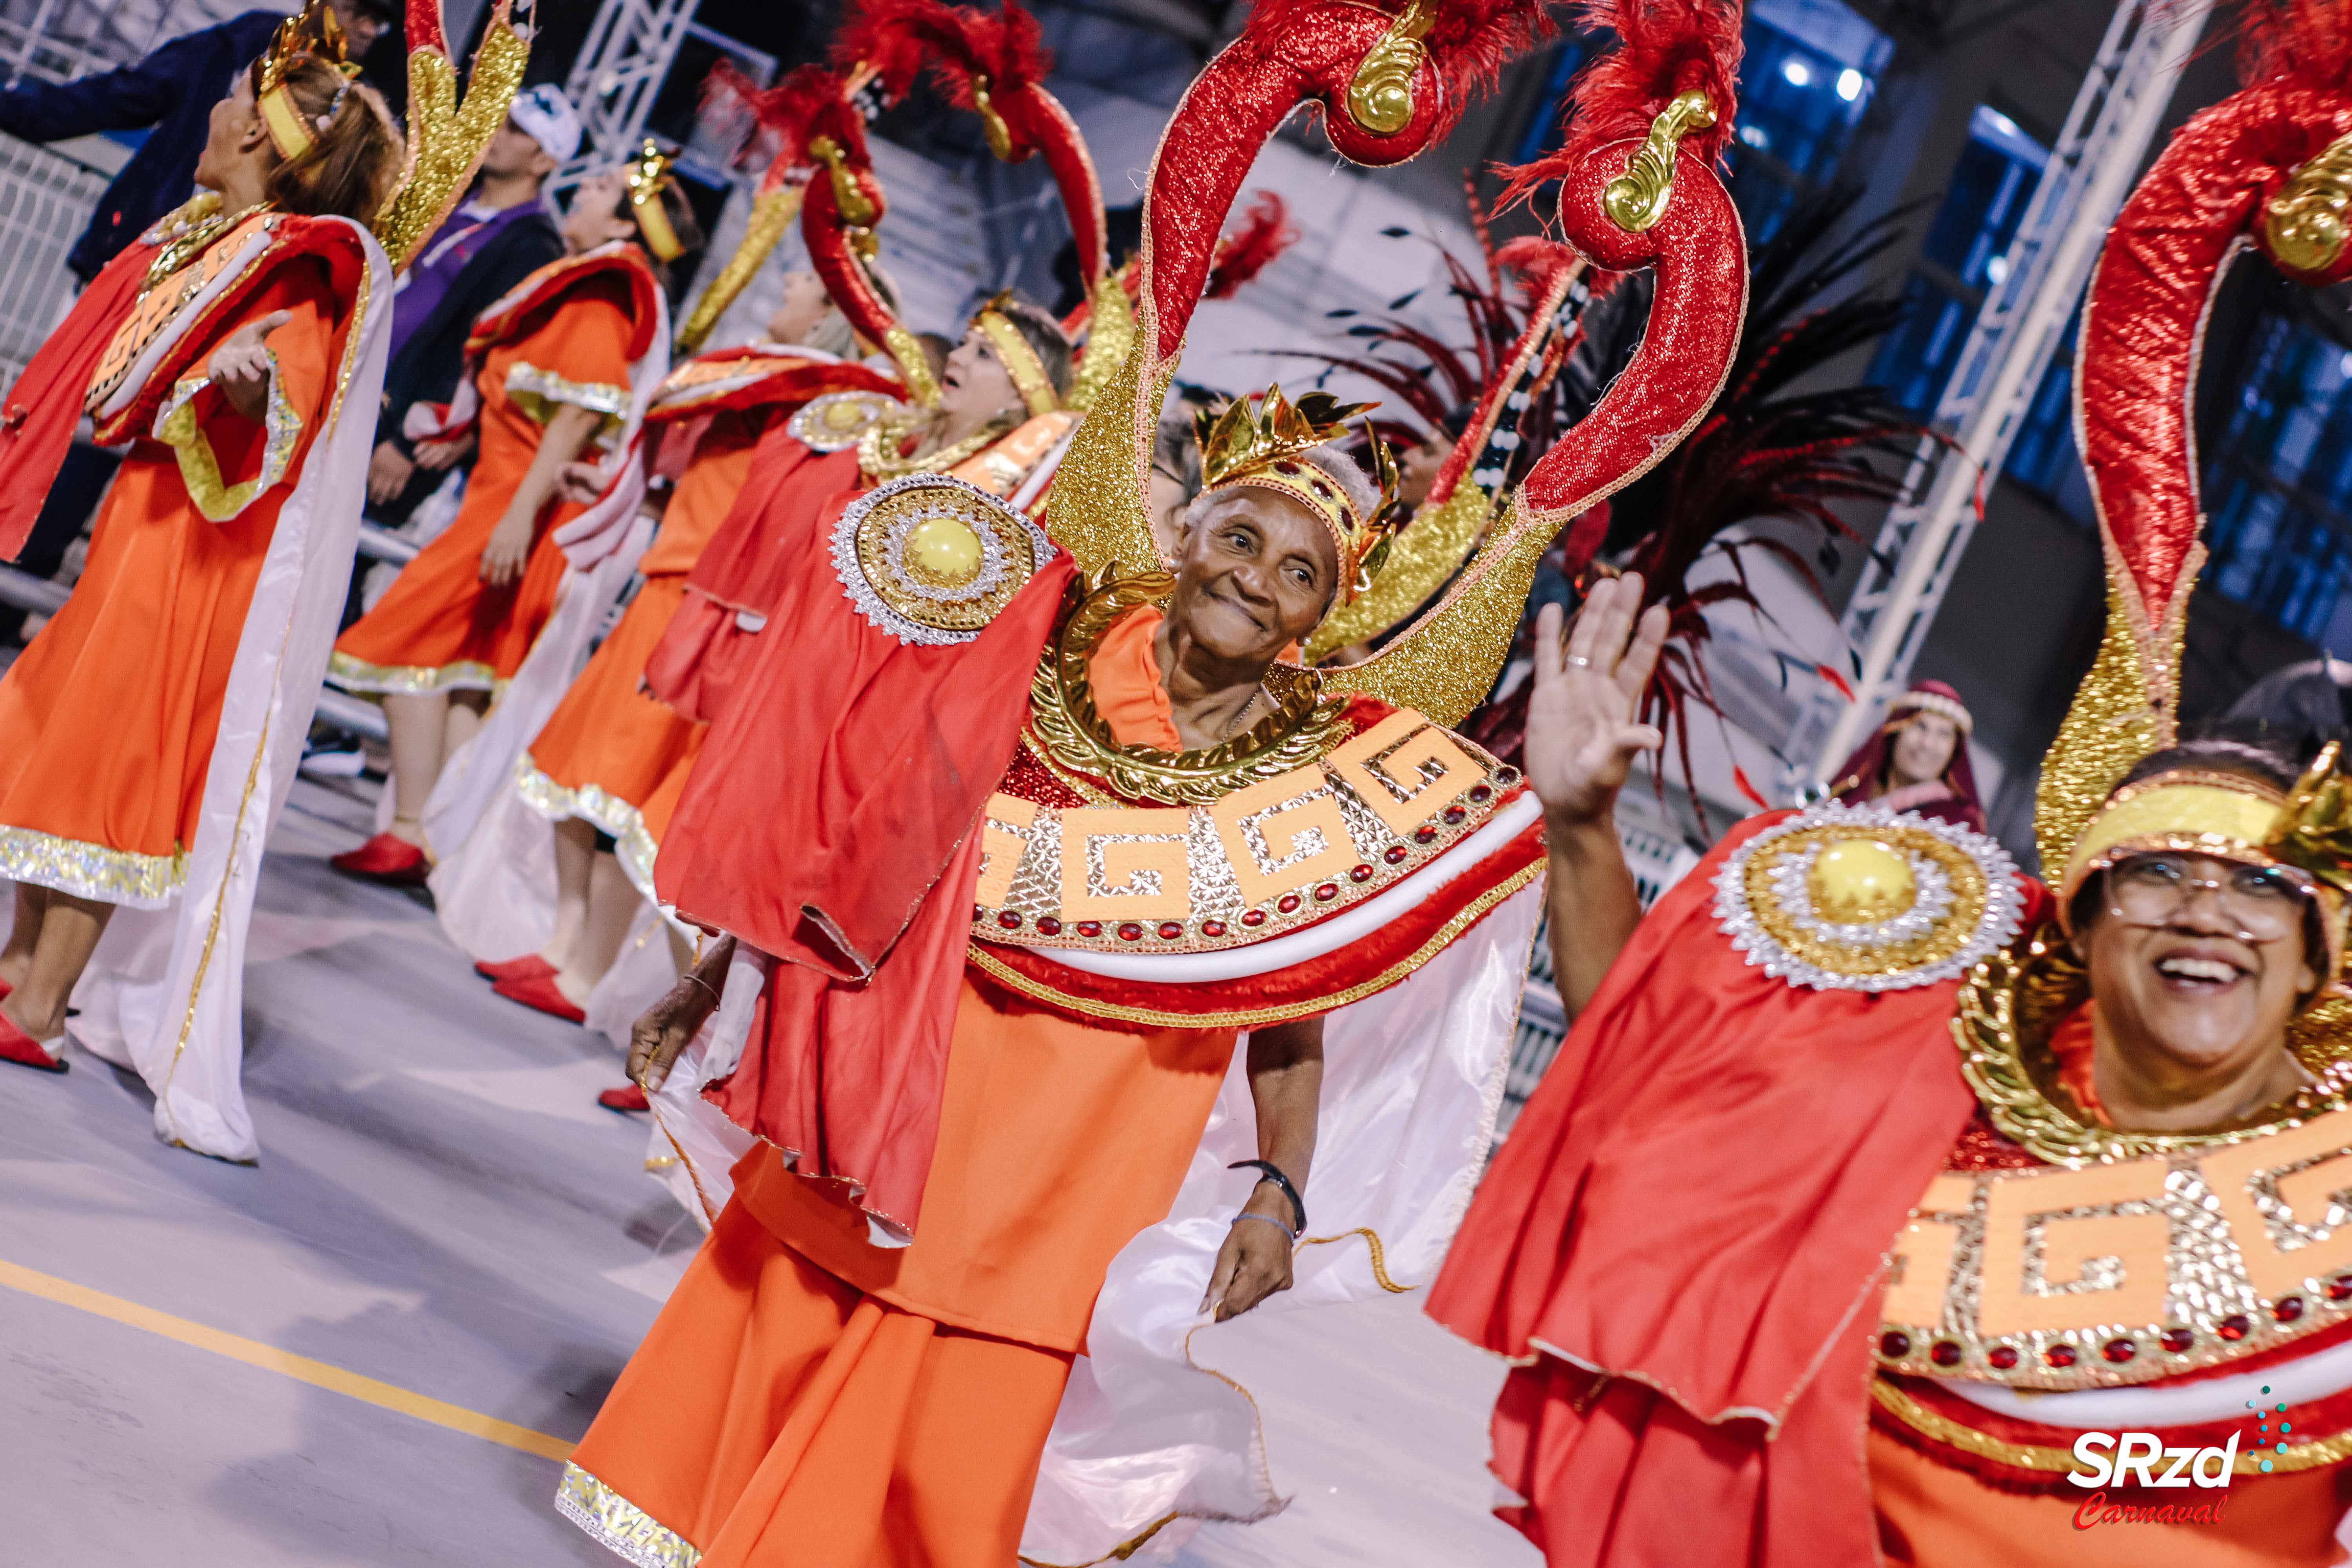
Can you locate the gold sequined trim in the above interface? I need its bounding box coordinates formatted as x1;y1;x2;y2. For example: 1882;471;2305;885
856;409;1011;481
154;351;303;522
967;859;1542;1027
514;755;661;902
555;1463;699;1568
0;825;183;908
505;361;628;443
325;652;503;696
1018;1514;1183;1568
1300;1227;1410;1293
1869;1377;2352;1475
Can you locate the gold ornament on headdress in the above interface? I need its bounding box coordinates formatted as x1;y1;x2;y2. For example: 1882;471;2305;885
1195;385;1399;606
254;0;360;166
373;0;532;274
2265;740;2352;899
626;140;684;263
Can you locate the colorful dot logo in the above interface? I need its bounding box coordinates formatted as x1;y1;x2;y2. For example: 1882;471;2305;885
2245;1385;2292;1474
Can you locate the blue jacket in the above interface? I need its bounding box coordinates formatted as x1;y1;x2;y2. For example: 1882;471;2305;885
0;11;285;281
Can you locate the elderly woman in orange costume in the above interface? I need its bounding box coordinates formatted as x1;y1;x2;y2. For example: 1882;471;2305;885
326;145;703;883
544;0;1750;1553
0;1;521;1161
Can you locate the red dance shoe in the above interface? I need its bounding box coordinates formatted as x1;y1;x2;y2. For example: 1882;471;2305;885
493;969;587;1024
330;833;431;886
0;1011;65;1073
475;954;557;985
597;1083;650;1114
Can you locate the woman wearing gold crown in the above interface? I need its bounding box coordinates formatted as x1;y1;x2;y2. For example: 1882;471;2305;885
324;140;703;885
0;0;521;1156
1428;5;2352;1560
547;0;1753;1558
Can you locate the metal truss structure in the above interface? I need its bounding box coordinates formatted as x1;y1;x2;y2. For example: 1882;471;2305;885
1781;0;2216;793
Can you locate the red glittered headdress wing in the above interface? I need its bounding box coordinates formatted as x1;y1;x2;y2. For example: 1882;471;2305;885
2037;0;2352;869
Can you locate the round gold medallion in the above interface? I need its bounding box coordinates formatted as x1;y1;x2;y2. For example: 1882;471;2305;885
1714;802;2023;991
831;473;1051;646
789;389;903;451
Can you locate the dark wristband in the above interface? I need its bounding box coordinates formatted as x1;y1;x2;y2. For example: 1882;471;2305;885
1228;1158;1306;1234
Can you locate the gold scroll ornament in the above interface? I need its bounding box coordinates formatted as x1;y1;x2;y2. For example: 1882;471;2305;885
1604;89;1719;233
2266;127;2352;276
1345;0;1433;137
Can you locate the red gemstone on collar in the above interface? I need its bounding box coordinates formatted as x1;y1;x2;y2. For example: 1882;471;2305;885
1469;784;1493;802
1877;1331;1909;1359
1314;882;1339;902
1277;894;1301;914
996;911;1022;930
2101;1338;2136;1363
1986;1345;2020;1370
1414;825;1439;843
2044;1345;2077;1368
1156;922;1183;940
1383;845;1409;864
1036;918;1062;936
1117;923;1144;941
2276;1296;2307;1323
1201;920;1227;937
2218;1315;2251;1341
1348;863;1374;883
1929;1341;1962;1368
1443;805;1468;825
1076;921;1102;938
2160;1327;2195;1353
1240;909;1267;927
2329;1277;2352;1302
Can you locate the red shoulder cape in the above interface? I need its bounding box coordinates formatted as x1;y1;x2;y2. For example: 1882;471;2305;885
1425;811;2048;1564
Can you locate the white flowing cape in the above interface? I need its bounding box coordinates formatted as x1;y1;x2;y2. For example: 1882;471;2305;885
420;285;672;984
70;220;396;1163
653;882;1543;1552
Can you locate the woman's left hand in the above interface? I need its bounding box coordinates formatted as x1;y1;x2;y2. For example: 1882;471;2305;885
209;310;291;423
1202;1198;1296;1321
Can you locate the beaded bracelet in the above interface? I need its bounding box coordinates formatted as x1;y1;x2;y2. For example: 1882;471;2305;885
1231;1210;1299;1242
1228;1158;1307;1234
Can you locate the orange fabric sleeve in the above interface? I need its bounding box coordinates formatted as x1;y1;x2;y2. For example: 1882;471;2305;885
154;260;338;520
508;274;635;414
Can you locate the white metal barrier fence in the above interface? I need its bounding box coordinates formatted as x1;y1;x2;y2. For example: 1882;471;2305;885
0;129;103;395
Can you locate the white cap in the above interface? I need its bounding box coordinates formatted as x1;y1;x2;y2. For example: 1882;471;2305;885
508;85;582;163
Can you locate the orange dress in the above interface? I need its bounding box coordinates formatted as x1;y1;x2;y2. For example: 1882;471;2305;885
328;274;635;694
562;639;1238;1568
515;412;763;872
0;263;339;904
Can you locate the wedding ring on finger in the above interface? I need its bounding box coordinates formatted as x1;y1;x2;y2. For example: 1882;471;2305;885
1566;654;1593;669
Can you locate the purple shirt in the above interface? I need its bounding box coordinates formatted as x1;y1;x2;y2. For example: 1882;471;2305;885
387;196;550;362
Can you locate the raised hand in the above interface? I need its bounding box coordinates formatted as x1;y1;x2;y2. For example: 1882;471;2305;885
1522;572;1670;831
208;310;292;424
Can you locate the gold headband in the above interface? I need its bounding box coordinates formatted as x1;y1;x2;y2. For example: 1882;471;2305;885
975;305;1058;417
254;0;357;165
626;140;683;263
2057;765;2348;987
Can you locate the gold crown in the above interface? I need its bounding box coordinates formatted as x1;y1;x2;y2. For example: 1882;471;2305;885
255;0;359;164
627;140;684;262
1194;385;1399;604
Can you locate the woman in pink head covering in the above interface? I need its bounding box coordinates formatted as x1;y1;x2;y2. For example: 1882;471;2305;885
1829;679;1984;831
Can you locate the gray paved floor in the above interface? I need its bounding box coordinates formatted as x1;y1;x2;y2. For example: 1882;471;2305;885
0;771;1534;1566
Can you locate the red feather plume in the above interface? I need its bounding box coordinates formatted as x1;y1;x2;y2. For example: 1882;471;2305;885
832;0;1051;112
728;62;848;174
1205;191;1299;299
1496;0;1742;215
2235;0;2352;86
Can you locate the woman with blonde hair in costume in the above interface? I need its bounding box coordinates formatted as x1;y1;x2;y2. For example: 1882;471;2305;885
1829;678;1985;832
325;146;704;884
425;267;906;1033
0;2;473;1160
